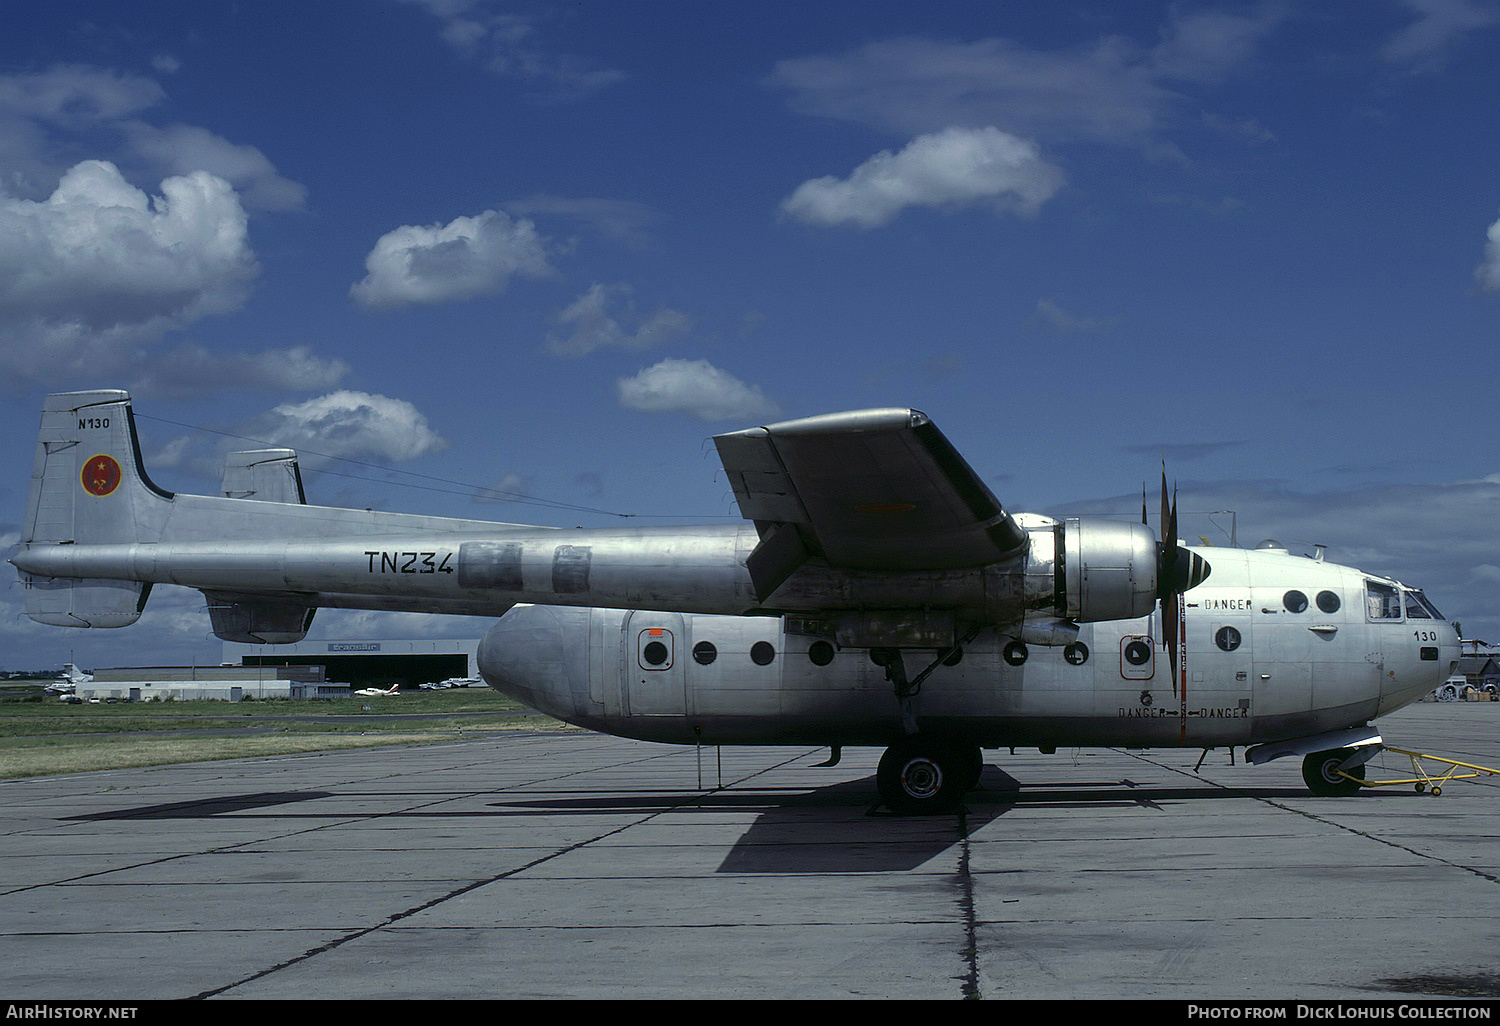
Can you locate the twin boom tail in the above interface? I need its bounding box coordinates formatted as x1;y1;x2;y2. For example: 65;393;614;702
12;391;1186;648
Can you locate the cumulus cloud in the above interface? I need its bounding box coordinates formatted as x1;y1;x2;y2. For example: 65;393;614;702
781;126;1064;228
350;209;553;308
0;160;259;387
616;358;779;422
546;283;693;356
120;122;306;212
0;65;305;211
1476;215;1500;292
254;391;448;464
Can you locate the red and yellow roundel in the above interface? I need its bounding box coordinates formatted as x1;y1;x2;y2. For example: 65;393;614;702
81;454;122;497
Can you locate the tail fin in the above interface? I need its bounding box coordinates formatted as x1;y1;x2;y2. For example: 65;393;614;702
19;390;169;627
221;449;306;503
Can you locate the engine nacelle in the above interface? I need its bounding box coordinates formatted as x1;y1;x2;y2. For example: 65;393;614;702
1025;517;1161;624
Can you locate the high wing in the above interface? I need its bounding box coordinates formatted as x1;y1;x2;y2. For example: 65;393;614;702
714;409;1028;600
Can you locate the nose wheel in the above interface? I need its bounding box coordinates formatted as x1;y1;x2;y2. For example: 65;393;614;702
877;736;983;814
1301;748;1368;796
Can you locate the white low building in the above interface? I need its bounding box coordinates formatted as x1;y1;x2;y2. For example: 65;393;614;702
83;665;347;702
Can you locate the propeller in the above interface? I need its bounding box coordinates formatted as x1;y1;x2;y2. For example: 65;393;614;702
1149;468;1212;695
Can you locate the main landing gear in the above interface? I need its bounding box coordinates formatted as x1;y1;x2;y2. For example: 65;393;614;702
871;640;986;814
876;734;984;815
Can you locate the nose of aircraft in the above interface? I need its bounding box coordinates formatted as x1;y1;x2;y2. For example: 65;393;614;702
477;604;590;721
1378;617;1462;716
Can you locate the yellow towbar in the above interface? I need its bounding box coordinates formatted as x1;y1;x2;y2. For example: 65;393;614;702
1348;746;1500;796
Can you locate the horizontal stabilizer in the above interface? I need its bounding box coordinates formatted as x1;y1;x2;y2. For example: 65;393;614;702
23;575;150;629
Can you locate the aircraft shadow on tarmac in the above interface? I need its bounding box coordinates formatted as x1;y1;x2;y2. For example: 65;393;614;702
59;769;1356;875
483;766;1336;874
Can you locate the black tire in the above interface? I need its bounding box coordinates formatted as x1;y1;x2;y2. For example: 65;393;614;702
1302;748;1366;796
876;736;974;814
954;744;984;792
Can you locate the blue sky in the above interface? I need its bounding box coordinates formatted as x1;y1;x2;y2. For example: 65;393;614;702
2;0;1499;670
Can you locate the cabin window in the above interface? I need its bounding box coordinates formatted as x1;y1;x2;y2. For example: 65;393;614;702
1316;590;1341;614
637;628;674;670
1215;626;1242;652
1365;581;1402;620
1064;642;1089;666
1283;590;1308;613
750;641;776;666
808;641;835;666
692;641;717;665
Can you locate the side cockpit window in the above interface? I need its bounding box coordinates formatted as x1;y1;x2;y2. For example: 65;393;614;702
1365;580;1402;621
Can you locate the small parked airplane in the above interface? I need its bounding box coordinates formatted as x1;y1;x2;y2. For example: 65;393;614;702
42;662;93;695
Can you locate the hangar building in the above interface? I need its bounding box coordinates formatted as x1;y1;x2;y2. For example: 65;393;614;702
225;637;482;690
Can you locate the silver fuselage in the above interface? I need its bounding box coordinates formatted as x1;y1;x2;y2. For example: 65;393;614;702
478;546;1459;750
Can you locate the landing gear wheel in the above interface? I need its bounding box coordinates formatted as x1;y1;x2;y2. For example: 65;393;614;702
954;744;984;792
1302;748;1367;797
877;736;977;814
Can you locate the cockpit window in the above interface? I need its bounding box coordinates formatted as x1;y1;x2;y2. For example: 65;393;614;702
1365;580;1402;621
1404;590;1445;621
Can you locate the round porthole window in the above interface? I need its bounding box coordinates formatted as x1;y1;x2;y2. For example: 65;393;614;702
1124;640;1152;666
642;641;669;666
1064;642;1089;666
1316;590;1341;613
750;641;776;666
1216;626;1242;652
693;641;717;665
808;641;835;666
1003;641;1028;666
1283;590;1308;613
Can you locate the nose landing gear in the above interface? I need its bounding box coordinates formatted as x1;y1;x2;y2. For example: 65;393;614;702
1301;747;1370;796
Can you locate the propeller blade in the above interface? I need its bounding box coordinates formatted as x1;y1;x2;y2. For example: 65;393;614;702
1154;470;1210;696
1163;473;1179;694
